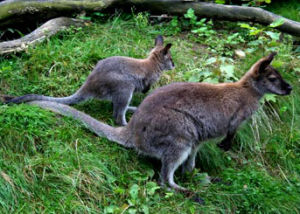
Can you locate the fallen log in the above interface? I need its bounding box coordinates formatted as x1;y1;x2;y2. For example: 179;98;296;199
0;0;113;27
0;17;88;55
129;1;300;37
0;0;299;37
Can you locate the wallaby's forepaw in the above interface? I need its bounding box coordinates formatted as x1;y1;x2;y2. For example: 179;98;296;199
217;141;231;151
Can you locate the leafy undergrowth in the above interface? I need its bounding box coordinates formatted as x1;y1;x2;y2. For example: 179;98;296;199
0;9;300;214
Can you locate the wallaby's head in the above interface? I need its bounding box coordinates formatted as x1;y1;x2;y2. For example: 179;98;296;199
150;35;175;70
248;52;292;96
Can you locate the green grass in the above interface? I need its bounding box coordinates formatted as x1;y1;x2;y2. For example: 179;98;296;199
0;9;300;213
267;0;300;22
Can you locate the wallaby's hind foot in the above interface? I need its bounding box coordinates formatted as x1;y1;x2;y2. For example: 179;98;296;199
160;146;191;191
112;87;134;126
113;103;128;126
181;147;198;174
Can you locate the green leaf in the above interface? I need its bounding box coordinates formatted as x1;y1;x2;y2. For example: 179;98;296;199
195;173;211;186
215;0;225;4
280;106;288;114
199;71;212;78
264;94;277;103
141;205;149;214
192;27;208;34
79;16;91;21
146;182;160;195
269;18;285;28
205;57;217;65
93;12;105;17
239;23;255;30
104;205;118;214
184;8;195;19
203;77;219;83
130;170;149;181
128;208;137;214
188;75;200;82
129;184;139;200
250;29;263;36
196;18;206;26
265;31;280;40
145;169;155;178
165;192;174;198
7;28;15;33
220;64;236;79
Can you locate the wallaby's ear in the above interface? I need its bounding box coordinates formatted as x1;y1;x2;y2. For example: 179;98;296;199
253;52;277;75
260;52;277;71
155;35;164;46
162;43;172;55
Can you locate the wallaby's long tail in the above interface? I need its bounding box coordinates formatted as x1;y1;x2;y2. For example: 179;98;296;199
28;101;132;148
0;95;16;103
6;92;86;105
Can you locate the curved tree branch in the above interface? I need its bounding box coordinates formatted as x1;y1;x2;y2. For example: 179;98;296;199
0;0;115;27
0;17;89;55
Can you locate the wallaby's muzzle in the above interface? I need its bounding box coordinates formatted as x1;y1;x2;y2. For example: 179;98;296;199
283;83;293;95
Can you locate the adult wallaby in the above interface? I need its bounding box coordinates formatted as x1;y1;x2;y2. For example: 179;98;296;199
27;53;292;194
6;35;175;125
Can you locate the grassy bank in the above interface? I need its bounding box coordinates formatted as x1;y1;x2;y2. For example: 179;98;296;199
0;7;299;214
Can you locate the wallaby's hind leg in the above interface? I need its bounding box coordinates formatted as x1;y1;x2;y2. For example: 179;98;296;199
112;87;134;126
160;146;191;191
182;147;199;174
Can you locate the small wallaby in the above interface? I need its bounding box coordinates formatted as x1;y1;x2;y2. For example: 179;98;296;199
5;35;175;125
27;53;291;195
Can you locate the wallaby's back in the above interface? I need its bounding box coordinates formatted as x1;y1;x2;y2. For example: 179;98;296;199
128;82;258;150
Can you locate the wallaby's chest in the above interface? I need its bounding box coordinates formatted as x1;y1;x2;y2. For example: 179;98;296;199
135;72;161;92
188;97;258;140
